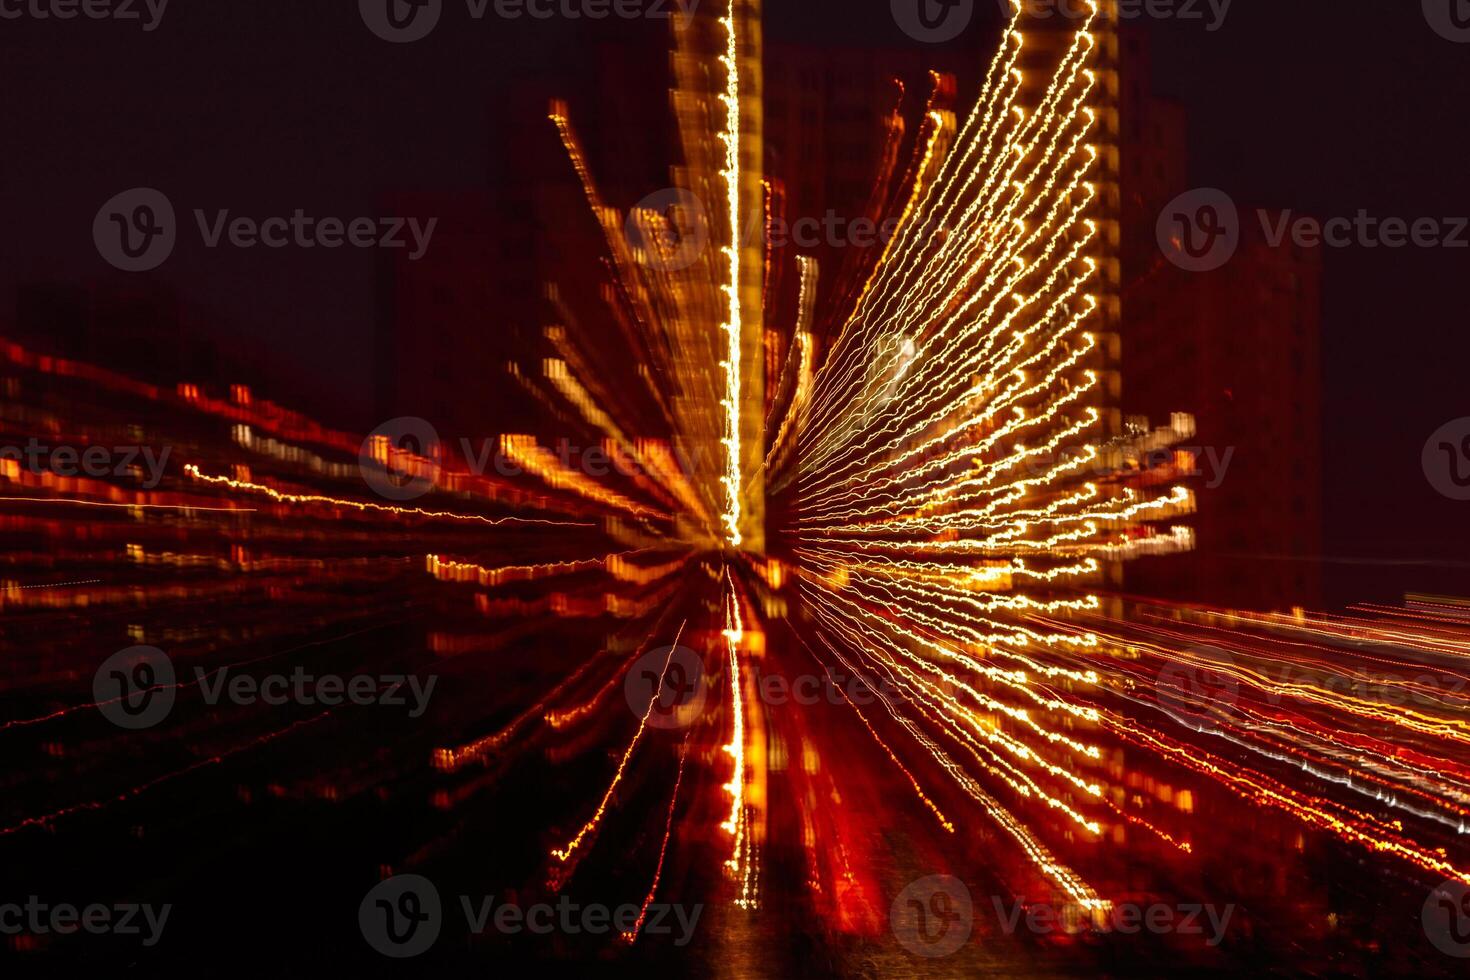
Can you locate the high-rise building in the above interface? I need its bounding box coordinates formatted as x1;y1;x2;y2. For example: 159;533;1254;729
375;39;669;444
761;18;1323;611
1117;27;1323;610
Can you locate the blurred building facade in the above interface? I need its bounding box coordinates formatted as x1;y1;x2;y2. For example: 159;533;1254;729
371;16;1323;607
1118;28;1324;611
374;37;670;444
762;18;1322;611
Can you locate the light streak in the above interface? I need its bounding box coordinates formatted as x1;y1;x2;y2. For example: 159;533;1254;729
10;0;1470;949
551;621;689;864
0;495;256;514
622;736;692;944
717;1;743;549
721;568;755;908
184;464;588;527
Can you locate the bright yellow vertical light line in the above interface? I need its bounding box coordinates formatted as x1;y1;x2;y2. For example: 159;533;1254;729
720;568;754;906
718;3;743;549
721;572;745;839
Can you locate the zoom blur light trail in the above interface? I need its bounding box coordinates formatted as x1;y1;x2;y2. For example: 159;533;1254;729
717;4;745;549
1;2;1467;970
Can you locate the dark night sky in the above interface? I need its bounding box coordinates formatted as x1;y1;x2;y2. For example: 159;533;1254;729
1140;3;1470;602
0;0;1466;604
769;2;1470;602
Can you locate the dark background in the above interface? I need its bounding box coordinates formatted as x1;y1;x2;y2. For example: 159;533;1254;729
0;0;1465;606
